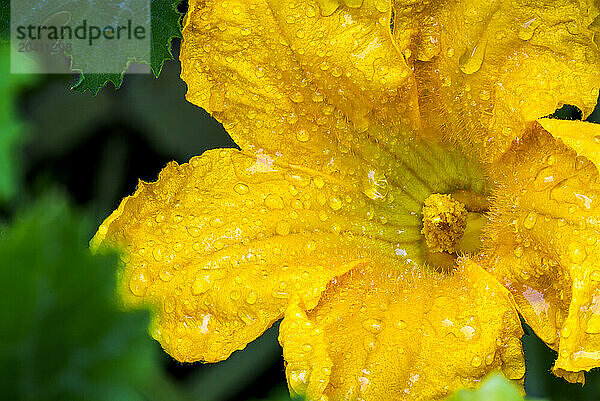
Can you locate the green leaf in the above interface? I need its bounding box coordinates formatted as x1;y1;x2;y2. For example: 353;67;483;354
445;374;547;401
71;0;183;95
0;196;159;401
0;43;39;203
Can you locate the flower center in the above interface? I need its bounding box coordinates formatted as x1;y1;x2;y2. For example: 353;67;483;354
421;190;489;270
352;131;490;271
421;193;467;253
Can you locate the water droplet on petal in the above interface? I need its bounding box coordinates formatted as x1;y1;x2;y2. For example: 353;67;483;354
459;38;487;75
533;167;555;191
313;176;325;189
264;193;285;209
234;182;249;195
514;246;524;258
246;291;257;305
523;211;537;229
129;268;151;296
296;130;310;142
362;318;383;333
569;242;587;264
276;220;291;236
159;268;173;282
290;91;304;103
302;343;313;353
328;196;343;211
192;276;212;295
518;18;539;41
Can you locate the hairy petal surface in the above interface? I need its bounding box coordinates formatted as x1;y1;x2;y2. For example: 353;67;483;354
393;0;600;161
485;123;600;383
91;127;490;363
538;118;600;172
91;148;371;362
279;259;525;401
180;0;419;166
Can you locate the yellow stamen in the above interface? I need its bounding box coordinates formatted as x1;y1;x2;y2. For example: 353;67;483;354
421;193;468;253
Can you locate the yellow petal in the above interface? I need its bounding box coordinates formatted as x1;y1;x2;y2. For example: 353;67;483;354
180;0;419;166
92;128;491;363
279;258;524;401
485;123;600;383
393;0;600;161
91;148;372;362
538;118;600;171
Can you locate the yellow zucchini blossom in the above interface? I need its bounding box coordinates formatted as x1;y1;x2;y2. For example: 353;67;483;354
91;0;600;399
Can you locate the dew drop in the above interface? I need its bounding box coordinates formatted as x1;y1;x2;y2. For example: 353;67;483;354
187;226;202;238
159;268;173;282
129;268;151;296
459;38;487;75
514;246;524;258
568;242;587;264
246;291;257;305
523;211;537;229
305;6;317;17
395;320;406;330
362;318;383;334
533;166;555;191
296;130;310;142
290;91;304;103
234;182;249;195
192;276;212;295
164;296;176;313
328;196;343;211
276;220;291;236
318;210;328;221
311;92;324;102
302;343;313;353
362;170;389;200
152;246;164;261
363;338;377;351
485;352;495;366
264;193;285;209
517;18;539;41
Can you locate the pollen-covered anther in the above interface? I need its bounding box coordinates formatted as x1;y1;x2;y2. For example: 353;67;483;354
421;193;468;253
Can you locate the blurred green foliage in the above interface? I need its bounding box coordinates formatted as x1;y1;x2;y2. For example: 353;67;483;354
0;196;159;401
446;374;545;401
0;43;38;203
